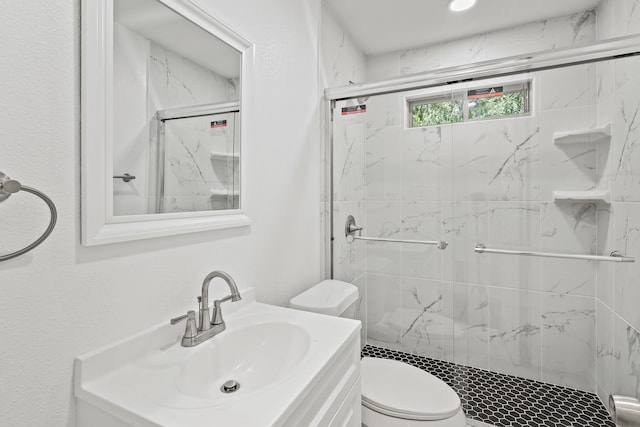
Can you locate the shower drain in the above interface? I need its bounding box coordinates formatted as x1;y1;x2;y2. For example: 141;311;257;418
220;380;240;393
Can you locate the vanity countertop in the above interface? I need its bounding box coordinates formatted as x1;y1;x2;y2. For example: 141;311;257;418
74;288;361;427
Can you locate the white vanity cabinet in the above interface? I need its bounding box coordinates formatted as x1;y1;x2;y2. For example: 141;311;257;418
75;289;361;427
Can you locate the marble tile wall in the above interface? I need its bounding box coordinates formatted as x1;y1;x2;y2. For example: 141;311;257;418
367;11;596;81
325;1;640;401
330;9;611;393
320;2;368;338
595;0;640;409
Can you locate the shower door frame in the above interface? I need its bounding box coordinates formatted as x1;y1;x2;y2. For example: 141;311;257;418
325;34;640;278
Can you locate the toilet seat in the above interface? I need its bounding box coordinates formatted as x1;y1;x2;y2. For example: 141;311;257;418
361;357;461;421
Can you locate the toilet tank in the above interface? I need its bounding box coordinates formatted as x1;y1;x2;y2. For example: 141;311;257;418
289;280;359;318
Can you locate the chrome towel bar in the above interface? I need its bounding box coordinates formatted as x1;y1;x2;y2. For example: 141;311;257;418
0;171;57;262
345;215;448;250
474;243;634;263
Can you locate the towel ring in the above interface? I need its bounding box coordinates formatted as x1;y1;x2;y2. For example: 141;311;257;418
0;172;57;262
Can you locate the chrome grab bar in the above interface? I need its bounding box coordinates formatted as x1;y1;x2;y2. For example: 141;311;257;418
345;215;448;250
474;243;635;263
113;173;136;182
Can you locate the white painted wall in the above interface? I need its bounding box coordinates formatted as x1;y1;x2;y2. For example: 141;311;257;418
0;0;321;425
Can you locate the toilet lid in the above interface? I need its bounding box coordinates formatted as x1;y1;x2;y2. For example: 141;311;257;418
361;357;461;421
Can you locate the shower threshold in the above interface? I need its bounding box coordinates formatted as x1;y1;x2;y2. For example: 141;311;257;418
362;345;614;427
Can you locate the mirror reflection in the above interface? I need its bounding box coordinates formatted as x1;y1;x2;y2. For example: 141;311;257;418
112;0;241;216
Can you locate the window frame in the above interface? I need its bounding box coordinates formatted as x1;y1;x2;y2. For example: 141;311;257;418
407;78;532;128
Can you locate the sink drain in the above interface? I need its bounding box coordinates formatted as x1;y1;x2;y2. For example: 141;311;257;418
220;380;240;393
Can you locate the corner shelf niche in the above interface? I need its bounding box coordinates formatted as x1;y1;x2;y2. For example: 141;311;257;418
552;190;611;204
210;151;240;160
553;123;611;145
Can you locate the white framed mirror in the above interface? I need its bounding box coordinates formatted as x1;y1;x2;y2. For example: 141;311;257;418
81;0;253;246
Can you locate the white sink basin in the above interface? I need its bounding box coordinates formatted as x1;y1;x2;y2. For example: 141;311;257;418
176;321;310;402
75;288;361;427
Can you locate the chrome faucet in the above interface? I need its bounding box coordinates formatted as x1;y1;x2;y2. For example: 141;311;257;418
170;270;242;347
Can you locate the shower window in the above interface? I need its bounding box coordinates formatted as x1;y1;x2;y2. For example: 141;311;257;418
410;80;530;127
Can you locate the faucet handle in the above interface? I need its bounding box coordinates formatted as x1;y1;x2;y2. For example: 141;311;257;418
170;310;198;339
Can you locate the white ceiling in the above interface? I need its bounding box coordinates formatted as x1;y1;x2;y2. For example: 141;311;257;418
115;0;241;79
324;0;603;55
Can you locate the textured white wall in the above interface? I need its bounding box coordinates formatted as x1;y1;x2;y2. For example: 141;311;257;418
0;0;321;426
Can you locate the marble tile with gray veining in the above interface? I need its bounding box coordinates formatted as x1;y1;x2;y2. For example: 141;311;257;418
612;76;640;202
614;203;640;332
539;202;596;296
487;202;540;290
539;63;596;112
401;126;447;202
488;287;541;380
366;273;404;351
399;202;443;280
540;293;596;391
540;10;596;50
365;125;402;201
452;118;541;202
400;278;454;361
444;202;490;286
597;301;616;405
364;201;403;276
452;282;490;370
613;314;640;398
332;105;366;202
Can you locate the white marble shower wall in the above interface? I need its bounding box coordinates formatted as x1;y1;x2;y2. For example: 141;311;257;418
330;9;609;393
113;25;238;215
321;2;369;343
594;0;640;408
148;42;238;213
367;10;596;81
357;69;599;392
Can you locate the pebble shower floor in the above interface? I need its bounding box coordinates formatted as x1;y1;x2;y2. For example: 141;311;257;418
361;345;615;427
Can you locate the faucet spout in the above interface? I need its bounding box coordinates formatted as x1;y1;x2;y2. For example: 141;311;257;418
200;270;241;330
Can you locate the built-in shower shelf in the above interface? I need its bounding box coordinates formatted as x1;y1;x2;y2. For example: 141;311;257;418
553;190;611;204
553;123;611;145
210;151;240;160
210;189;239;197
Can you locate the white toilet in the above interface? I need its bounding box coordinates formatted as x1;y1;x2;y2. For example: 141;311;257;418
290;280;467;427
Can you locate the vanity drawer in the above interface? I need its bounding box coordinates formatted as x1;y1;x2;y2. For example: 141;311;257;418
280;334;360;427
328;377;361;427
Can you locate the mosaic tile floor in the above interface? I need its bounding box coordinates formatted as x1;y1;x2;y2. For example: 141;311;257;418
362;345;615;427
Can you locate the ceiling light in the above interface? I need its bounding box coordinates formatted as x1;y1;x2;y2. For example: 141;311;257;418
449;0;476;12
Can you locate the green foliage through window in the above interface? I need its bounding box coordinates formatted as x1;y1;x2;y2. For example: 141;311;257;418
468;90;526;120
410;82;529;127
412;100;463;126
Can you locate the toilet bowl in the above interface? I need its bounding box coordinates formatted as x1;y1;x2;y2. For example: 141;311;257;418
289;280;467;427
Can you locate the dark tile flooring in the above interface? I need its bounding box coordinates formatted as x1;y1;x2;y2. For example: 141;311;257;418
362;345;615;427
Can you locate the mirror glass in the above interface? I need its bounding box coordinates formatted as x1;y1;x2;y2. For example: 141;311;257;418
112;0;241;216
